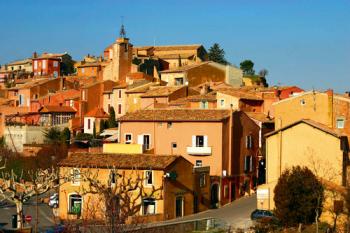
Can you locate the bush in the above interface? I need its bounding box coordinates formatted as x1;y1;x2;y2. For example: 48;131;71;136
274;166;324;227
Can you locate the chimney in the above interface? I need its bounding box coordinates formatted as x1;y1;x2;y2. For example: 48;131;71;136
326;89;333;97
32;52;37;58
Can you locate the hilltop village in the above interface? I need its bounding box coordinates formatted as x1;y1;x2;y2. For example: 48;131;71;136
0;25;349;232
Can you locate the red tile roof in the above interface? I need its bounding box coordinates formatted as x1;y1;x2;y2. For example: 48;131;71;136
85;107;109;118
39;105;76;113
141;86;183;98
58;153;181;170
119;109;230;122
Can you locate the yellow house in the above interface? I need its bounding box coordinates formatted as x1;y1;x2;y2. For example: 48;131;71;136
257;119;349;210
273;90;334;129
58;153;210;223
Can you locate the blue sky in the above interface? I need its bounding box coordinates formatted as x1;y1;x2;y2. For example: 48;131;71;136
0;0;349;92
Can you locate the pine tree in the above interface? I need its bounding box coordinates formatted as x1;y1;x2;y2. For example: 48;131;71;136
108;107;117;128
240;60;255;76
208;43;228;65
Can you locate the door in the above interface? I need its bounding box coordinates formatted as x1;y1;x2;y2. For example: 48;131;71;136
230;182;236;201
210;184;219;209
143;135;150;150
193;194;199;213
175;196;184;217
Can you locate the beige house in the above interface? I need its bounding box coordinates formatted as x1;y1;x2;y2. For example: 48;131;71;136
160;61;242;87
133;44;207;69
58;153;210;222
257;119;349;210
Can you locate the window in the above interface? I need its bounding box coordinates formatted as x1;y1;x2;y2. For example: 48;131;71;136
300;99;306;105
167;122;172;129
199;173;206;187
108;94;111;100
174;78;184;86
108;104;111;113
224;185;229;198
125;134;132;144
118;90;122;98
87;119;91;130
143;135;150;150
195;160;202;167
34;60;38;69
244;156;253;173
200;101;208;109
69;194;82;215
118;104;122;115
70;100;74;107
196;136;204;147
175;196;184;217
81;68;85;74
172;142;177;148
220;99;225;107
42;60;46;69
19;94;24;106
142;198;156;215
71;168;81;185
53;71;58;78
110;170;117;185
336;118;345;129
246;135;253;149
53;61;58;67
82;90;86;101
145;170;153;186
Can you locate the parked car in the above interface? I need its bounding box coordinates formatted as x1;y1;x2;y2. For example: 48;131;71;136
48;193;58;208
250;209;276;221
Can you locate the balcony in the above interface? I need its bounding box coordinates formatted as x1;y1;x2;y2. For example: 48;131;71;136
186;146;212;156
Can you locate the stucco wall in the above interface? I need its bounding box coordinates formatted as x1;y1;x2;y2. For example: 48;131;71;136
120;121;226;176
260;122;343;210
274;92;332;129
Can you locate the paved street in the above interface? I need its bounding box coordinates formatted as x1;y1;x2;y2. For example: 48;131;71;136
165;194;257;229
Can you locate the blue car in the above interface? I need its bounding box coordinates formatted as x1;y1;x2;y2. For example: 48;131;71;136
250;209;275;221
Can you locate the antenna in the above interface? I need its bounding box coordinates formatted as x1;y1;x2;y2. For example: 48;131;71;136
119;16;126;38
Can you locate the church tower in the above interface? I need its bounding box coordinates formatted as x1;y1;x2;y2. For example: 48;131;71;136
104;24;133;82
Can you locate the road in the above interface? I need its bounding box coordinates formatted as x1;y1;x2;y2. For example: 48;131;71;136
0;194;256;231
165;194;257;229
0;194;58;232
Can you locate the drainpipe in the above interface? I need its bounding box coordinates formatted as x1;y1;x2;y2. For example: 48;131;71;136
278;117;282;176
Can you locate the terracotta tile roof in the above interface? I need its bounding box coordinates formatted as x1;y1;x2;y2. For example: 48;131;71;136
187;93;217;102
119;109;230;122
33;52;67;60
39;105;77;113
160;62;210;73
127;72;155;81
245;112;274;123
58;153;181;170
217;89;263;101
141;86;183;98
7;58;32;66
265;119;345;138
85;107;109;118
134;44;202;51
168;97;189;106
7;78;54;90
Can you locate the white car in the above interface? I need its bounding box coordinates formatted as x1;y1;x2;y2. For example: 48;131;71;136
48;193;58;208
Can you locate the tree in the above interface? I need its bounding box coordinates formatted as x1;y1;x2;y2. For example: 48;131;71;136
208;43;228;65
258;68;269;78
65;167;163;232
43;127;62;144
240;60;255;76
108;107;117;128
93;122;97;139
274;166;324;228
0;168;58;229
61;127;71;145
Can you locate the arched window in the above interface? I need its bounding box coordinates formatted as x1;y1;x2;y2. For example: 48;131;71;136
68;194;82;215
